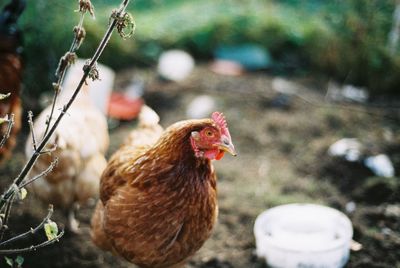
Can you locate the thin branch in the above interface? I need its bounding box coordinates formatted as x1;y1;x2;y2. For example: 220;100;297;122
0;230;64;255
0;0;131;210
0;193;15;241
19;159;58;189
38;144;57;155
27;111;37;151
70;12;86;51
0;114;14;148
0;205;54;247
41;12;85;140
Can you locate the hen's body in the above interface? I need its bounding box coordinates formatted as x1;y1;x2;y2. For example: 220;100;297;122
0;0;25;162
26;73;109;230
91;113;235;268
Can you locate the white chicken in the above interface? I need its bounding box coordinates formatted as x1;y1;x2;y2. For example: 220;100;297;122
25;63;110;232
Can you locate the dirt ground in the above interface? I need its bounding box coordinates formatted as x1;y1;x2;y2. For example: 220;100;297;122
0;66;399;267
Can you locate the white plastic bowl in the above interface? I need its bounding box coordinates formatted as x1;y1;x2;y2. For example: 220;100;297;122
254;203;353;268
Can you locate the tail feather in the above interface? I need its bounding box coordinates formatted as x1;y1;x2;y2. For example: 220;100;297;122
123;105;163;148
138;105;160;128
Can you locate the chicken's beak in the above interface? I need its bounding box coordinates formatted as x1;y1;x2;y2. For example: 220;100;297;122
218;136;237;156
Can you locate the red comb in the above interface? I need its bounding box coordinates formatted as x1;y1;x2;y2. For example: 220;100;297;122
211;112;231;139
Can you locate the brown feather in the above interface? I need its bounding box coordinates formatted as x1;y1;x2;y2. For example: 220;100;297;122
91;118;220;268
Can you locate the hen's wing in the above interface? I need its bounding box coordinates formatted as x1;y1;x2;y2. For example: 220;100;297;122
100;104;163;204
99;144;147;204
92;105;162;251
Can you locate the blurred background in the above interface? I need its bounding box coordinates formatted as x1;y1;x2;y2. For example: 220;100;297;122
0;0;399;267
17;0;400;100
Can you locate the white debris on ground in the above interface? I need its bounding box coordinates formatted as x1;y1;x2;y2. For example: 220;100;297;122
328;138;395;178
326;81;369;103
345;201;357;214
328;138;363;162
186;95;216;119
271;77;298;95
157;50;195;82
350;240;363;251
364;154;395;178
384;204;400;218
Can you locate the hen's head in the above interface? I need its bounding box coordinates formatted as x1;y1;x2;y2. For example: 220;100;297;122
190;112;236;160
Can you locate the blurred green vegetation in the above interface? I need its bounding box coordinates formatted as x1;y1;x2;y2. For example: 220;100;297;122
1;0;399;97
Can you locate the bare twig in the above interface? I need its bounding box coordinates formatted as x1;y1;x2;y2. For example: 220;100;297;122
0;114;14;148
0;192;15;241
38;144;57;155
0;205;55;247
27;111;37;151
0;206;63;255
42;9;87;140
19;159;58;189
0;0;132;256
0;231;64;254
0;0;132;211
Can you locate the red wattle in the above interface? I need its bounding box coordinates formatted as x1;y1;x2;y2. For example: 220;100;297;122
215;151;225;160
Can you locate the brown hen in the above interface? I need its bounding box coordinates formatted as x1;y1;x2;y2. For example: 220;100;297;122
0;0;25;162
91;111;236;268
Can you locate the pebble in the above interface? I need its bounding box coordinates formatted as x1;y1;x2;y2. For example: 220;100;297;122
384;204;400;218
364;154;395;178
328;138;362;162
345;201;356;214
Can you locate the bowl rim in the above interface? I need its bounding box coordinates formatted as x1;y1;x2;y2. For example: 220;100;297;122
254;203;353;253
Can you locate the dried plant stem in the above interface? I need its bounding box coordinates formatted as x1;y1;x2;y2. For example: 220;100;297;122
0;231;64;254
18;158;58;189
27;111;37;150
0;114;14;148
0;193;15;241
0;0;131;211
42;13;86;139
0;205;55;247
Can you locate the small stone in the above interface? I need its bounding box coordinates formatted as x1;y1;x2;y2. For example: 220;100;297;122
345;201;356;213
384;204;400;218
381;227;393;236
326;81;369;103
350;240;363;251
328;138;362;162
364;154;395;178
341;85;369;103
271;78;298;95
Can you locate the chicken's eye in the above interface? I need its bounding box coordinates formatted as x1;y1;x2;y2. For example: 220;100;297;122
205;130;214;137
